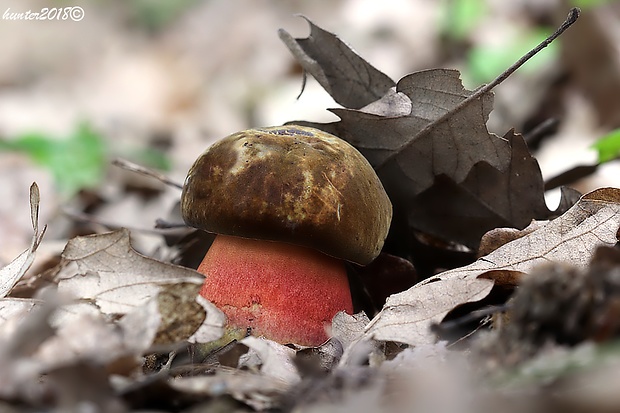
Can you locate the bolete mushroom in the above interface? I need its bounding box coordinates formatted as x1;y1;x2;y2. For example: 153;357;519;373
181;125;392;346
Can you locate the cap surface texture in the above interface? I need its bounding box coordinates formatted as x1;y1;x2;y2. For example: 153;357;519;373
181;126;392;265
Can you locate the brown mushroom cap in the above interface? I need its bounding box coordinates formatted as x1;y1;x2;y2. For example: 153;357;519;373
181;126;392;265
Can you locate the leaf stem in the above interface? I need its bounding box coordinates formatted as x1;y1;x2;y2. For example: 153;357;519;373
473;7;580;98
376;8;580;170
112;158;183;189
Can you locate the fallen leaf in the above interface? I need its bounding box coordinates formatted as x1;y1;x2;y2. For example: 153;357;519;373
188;295;226;344
153;282;225;345
353;253;418;309
296;338;343;376
406;130;572;248
0;183;46;297
53;229;224;345
477;220;548;257
56;228;204;315
170;369;291;411
239;336;301;386
279;17;395;109
331;311;370;350
283;22;579;253
297;68;510;196
364;187;620;346
35;311;151;371
329;311;382;367
0;298;38;326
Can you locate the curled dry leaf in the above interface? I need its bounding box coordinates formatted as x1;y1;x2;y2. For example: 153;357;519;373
170;369;291;411
55;229;224;344
406;130;568;248
329;311;383;367
282;21;579;251
364;188;620;346
168;337;300;411
36;310;153;373
240;336;301;385
0;183;46;298
278;16;394;109
477;220;548;257
298;69;510;196
331;311;370;350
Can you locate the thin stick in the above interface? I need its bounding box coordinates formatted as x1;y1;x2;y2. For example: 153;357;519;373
376;8;581;170
112;158;183;190
62;207;188;235
475;8;580;98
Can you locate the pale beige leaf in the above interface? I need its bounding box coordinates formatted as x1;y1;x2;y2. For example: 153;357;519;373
35;312;144;369
330;311;380;367
240;336;301;386
57;229;204;315
331;311;370;349
365;188;620;346
0;183;46;298
0;298;38;325
170;369;290;411
188;295;226;344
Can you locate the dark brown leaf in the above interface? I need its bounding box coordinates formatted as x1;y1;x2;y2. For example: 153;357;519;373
301;69;511;196
407;130;561;248
279;17;395;109
284;22;580;254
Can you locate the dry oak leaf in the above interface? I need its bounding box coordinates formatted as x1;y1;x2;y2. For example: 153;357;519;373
364;187;620;346
280;20;575;250
296;69;511;196
55;229;224;344
278;17;395;109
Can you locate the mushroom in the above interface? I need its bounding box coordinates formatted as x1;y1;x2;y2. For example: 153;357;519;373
181;126;392;346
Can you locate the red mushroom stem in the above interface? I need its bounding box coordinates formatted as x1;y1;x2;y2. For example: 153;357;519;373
197;234;353;346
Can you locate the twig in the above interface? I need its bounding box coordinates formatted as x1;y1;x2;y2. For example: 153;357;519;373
62;207;189;235
474;8;579;99
376;8;581;170
523;118;559;147
112;158;183;190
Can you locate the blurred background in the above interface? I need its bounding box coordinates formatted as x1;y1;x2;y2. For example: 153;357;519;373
1;0;619;264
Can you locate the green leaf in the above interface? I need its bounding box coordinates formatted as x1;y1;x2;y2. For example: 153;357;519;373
439;0;487;40
571;0;613;10
465;27;558;86
592;129;620;163
0;122;108;196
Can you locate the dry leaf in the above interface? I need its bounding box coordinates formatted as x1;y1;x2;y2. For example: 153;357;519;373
56;228;204;314
170;369;291;411
364;188;620;346
153;282;225;345
171;337;301;410
35;311;151;371
477;220;548;257
279;17;394;109
0;298;38;326
297;68;510;196
54;229;224;344
329;311;382;367
406;130;563;248
240;336;301;386
283;22;579;252
0;183;46;297
331;311;370;350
